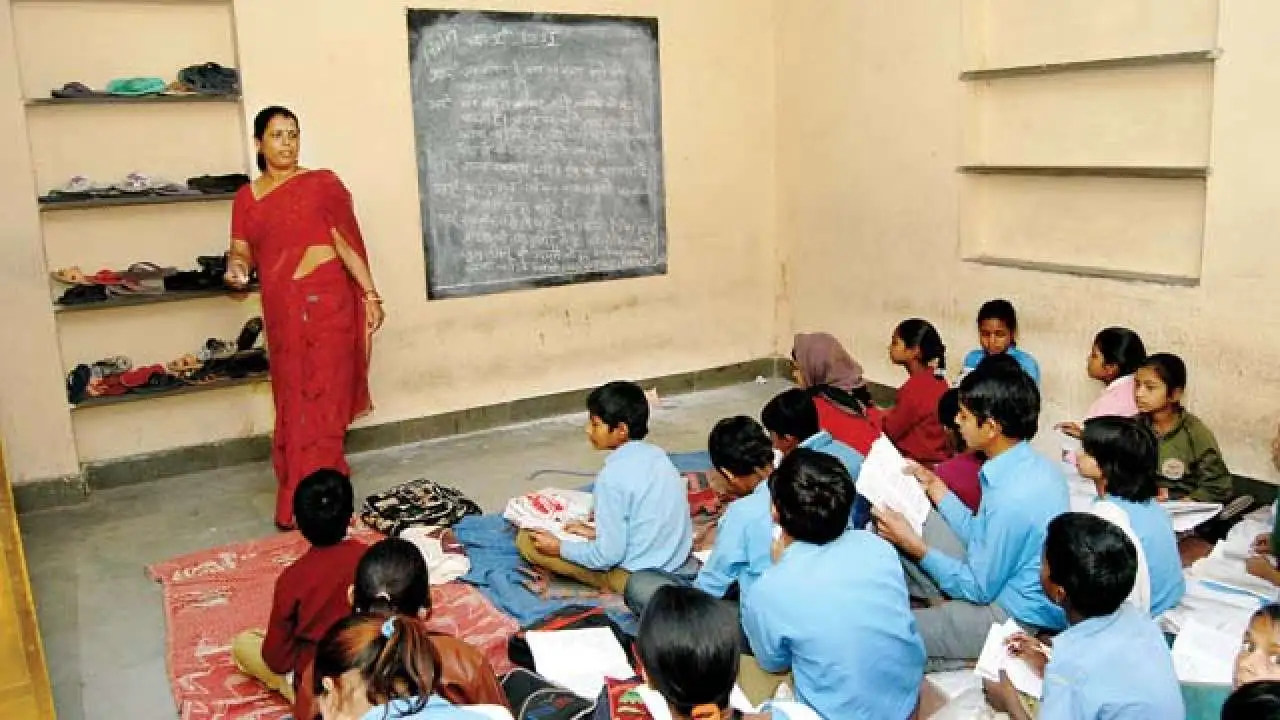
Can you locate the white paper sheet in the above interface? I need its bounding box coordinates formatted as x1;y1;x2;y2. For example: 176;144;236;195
858;436;931;534
525;627;635;700
1172;618;1241;685
974;619;1046;699
1161;500;1224;534
692;549;711;564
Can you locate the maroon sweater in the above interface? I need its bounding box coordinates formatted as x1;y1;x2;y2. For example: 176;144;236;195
262;537;368;677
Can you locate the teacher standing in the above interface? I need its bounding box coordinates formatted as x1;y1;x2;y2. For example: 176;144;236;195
226;106;385;530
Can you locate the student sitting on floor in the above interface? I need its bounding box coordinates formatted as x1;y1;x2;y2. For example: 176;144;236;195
1077;416;1184;615
1236;604;1280;688
874;360;1068;663
983;513;1184;720
519;380;694;594
1056;327;1147;440
932;389;983;512
636;585;819;720
741;449;925;718
790;331;883;455
761;388;868;527
881;318;951;464
292;537;508;720
1246;426;1280;588
959;299;1040;385
313;614;497;720
1223;681;1280;720
232;469;367;705
624;416;775;615
1136;353;1234;504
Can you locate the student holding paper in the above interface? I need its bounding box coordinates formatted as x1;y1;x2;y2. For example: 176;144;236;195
982;513;1183;720
873;360;1069;662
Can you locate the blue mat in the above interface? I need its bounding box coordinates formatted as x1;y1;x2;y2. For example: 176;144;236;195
455;451;713;634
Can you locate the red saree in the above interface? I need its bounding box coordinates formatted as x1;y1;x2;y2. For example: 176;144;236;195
231;170;372;525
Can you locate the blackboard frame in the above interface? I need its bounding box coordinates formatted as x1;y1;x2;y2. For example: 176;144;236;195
407;9;669;300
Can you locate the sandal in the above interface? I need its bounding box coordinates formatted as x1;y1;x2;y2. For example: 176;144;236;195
90;355;131;379
50;267;89;285
66;364;91;404
87;269;124;286
167;354;202;375
236;317;264;351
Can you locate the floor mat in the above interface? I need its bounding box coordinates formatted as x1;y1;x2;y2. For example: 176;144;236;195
146;528;518;720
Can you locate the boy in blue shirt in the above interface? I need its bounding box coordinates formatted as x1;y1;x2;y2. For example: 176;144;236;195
741;449;925;718
623;415;775;615
519;381;694;593
983;513;1184;720
874;360;1068;663
761;388;869;527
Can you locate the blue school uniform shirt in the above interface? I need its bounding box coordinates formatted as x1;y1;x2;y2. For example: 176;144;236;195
359;695;489;719
798;430;870;528
742;529;926;720
1106;495;1186;615
919;441;1069;630
1040;604;1185;720
961;346;1041;384
561;440;693;573
693;480;772;599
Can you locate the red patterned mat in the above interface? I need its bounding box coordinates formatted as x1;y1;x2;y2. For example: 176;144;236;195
146;529;518;720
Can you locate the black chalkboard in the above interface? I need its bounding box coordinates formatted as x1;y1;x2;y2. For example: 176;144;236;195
407;10;668;299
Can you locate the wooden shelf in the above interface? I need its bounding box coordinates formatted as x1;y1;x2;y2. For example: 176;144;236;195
71;372;268;411
54;286;258;314
38;190;236;212
27;94;239;107
960;49;1220;81
958;165;1209;179
964;254;1200;287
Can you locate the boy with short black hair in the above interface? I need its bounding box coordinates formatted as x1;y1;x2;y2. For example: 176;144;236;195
231;468;367;703
624;415;776;615
761;388;868;526
741;449;925;718
983;513;1184;719
520;380;694;593
874;362;1068;663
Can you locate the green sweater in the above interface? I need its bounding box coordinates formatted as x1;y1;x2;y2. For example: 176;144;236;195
1145;411;1232;503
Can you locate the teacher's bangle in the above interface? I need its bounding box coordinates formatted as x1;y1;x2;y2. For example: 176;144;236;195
364;291;383;304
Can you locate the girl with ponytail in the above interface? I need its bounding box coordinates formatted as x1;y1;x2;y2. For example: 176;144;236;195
313;614;490;719
882;318;951;464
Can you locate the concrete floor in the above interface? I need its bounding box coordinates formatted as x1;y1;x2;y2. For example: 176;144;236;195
18;379;786;720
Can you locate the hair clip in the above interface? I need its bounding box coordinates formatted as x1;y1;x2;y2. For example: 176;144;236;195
381;616;395;639
375;591;392;602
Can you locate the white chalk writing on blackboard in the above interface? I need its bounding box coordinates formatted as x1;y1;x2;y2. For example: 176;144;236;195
408;11;667;299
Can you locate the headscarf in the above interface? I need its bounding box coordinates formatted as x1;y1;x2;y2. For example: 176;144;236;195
792;332;867;392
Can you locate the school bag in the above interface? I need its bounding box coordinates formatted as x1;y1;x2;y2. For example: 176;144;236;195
360;477;482;536
506;605;635;672
501;667;597;720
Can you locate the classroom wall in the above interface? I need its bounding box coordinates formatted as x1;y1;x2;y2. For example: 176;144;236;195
0;0;779;483
778;0;1280;480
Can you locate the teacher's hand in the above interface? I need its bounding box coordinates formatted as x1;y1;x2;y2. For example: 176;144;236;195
365;296;385;333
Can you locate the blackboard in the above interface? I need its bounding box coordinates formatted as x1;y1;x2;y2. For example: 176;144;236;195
407;10;668;299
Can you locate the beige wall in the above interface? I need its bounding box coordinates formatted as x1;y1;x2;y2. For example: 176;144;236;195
6;0;1280;486
778;0;1280;481
0;0;778;482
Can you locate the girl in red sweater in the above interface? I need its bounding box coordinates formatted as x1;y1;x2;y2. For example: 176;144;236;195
882;318;951;464
790;332;883;455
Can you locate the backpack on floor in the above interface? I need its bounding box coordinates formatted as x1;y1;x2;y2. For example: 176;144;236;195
360;477;482;536
507;605;635;672
501;667;596;720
